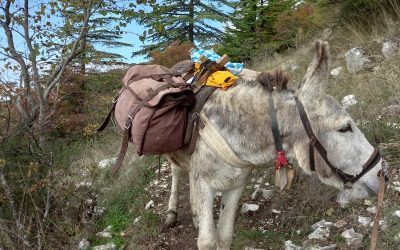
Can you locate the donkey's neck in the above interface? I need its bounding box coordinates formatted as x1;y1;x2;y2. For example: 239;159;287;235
202;79;299;165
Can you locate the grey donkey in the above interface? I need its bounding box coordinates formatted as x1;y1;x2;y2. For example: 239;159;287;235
163;40;386;250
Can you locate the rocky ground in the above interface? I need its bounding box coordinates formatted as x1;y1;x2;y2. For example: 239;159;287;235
79;36;400;250
85;158;400;250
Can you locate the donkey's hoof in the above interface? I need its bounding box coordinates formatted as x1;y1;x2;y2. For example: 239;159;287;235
165;210;177;227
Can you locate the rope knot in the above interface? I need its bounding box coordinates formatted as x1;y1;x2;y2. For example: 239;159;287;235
275;150;289;170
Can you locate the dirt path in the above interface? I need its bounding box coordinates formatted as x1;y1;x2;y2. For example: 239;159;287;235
128;162;400;250
160;171;197;250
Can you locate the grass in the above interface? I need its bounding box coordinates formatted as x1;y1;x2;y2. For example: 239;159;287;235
59;5;400;249
89;155;160;249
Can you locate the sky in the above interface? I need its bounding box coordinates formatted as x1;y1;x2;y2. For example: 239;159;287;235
102;21;148;64
0;0;230;81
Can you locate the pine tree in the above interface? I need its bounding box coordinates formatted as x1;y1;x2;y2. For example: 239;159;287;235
219;0;295;62
134;0;234;57
58;3;133;74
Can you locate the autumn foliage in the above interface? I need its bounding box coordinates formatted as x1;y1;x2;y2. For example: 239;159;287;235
149;41;193;68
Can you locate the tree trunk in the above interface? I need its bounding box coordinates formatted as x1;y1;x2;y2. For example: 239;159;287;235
188;0;194;43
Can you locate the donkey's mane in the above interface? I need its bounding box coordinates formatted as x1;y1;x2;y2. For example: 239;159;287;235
256;69;289;92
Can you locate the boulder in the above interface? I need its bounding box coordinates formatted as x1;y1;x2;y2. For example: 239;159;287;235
382;38;400;58
345;48;374;74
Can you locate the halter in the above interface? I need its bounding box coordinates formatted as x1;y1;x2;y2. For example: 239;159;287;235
294;96;382;188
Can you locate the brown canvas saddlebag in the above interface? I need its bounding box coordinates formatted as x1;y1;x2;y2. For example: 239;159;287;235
98;64;196;172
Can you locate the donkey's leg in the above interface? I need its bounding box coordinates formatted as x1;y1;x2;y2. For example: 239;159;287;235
165;162;181;227
189;171;199;228
193;178;217;250
216;185;246;250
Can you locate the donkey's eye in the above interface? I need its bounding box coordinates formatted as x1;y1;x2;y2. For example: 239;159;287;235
338;124;353;133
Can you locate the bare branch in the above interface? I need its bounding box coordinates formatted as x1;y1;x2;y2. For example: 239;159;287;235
1;0;30;92
0;163;29;247
44;0;95;99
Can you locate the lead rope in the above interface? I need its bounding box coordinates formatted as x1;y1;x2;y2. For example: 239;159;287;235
370;168;386;250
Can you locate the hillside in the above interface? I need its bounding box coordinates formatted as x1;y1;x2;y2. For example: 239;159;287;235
1;1;400;250
65;20;400;250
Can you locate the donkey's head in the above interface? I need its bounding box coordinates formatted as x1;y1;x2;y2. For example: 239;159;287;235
294;41;387;206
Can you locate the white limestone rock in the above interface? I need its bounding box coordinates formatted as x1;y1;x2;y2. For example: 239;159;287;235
145;200;155;210
308;227;330;240
98;158;117;169
262;189;274;199
333;220;347;228
244;247;264;250
272;209;281;214
385;104;400;116
311;220;333;230
256;177;264;184
251;187;260;200
341;228;363;246
93;206;106;216
382;39;400;58
241;203;259;213
307;244;337;250
330;67;342;76
341;95;357;109
345;48;374;74
78;239;90;250
92;243;116;250
96;231;112;238
367;206;377;214
133;216;141;224
284;240;301;250
357;216;371;226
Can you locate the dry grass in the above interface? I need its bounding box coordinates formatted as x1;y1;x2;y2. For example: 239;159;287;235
241;7;400;247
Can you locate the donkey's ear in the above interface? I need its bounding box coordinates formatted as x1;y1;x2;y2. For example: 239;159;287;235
299;40;330;101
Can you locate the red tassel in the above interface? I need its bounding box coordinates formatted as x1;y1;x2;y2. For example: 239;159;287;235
275;150;289;170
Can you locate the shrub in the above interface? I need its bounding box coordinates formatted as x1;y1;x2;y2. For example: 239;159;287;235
149;41;193;68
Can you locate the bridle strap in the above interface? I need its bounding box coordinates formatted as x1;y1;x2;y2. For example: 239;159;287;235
294;96;381;185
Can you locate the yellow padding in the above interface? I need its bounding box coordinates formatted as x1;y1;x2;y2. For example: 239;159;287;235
194;63;237;90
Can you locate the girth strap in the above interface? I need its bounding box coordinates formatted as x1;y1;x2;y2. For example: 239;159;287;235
198;111;253;168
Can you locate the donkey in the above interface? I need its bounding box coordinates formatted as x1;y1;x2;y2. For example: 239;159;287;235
163;41;386;250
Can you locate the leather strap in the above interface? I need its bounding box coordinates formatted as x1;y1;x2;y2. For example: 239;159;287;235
294;96;381;185
112;127;131;174
112;83;176;174
96;92;121;132
189;113;204;154
96;100;117;132
185;86;217;152
268;92;284;151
